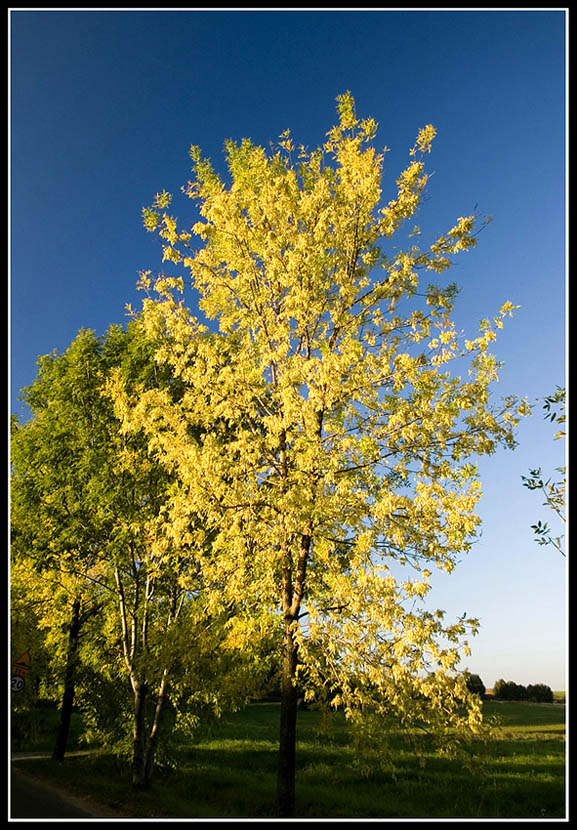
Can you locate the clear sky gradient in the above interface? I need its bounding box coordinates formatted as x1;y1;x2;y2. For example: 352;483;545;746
10;9;567;690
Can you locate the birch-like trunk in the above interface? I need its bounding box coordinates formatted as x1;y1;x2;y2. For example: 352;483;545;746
143;670;169;786
132;679;149;789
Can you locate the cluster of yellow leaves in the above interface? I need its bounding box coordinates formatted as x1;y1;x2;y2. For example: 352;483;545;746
294;558;484;752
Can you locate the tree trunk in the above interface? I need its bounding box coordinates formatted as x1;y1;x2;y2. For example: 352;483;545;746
275;425;314;817
144;671;169;786
52;598;81;762
132;679;149;789
276;615;299;817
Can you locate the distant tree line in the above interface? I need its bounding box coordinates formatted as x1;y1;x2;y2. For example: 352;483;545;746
492;679;554;703
465;674;555;702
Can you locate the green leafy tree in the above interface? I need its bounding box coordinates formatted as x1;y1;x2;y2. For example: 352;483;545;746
11;332;114;761
522;387;566;556
118;92;529;816
12;325;187;780
12;322;269;787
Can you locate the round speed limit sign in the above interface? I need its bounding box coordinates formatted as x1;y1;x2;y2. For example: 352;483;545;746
11;675;25;693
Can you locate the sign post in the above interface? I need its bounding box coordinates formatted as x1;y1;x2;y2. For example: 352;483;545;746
11;650;31;693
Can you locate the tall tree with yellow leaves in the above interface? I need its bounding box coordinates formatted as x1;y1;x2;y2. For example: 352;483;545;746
116;92;529;816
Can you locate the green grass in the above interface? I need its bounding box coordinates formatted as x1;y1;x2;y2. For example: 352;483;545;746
12;700;566;818
11;704;89;754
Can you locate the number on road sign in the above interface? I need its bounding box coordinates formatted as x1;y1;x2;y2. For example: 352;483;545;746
11;675;25;693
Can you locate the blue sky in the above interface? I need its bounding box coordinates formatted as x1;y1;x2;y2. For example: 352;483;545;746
10;9;566;689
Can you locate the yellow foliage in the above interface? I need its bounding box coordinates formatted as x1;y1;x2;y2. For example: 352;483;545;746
125;92;529;746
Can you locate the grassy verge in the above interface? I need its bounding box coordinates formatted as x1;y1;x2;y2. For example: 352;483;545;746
11;704;88;755
12;700;565;819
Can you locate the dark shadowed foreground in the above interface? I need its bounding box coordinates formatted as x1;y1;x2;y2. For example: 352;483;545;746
10;767;128;818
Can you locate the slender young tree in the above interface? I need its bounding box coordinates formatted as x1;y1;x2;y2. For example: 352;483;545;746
120;92;529;816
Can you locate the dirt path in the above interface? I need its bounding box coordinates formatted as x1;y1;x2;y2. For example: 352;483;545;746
10;764;132;819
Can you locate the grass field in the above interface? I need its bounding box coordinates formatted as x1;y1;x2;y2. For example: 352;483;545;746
12;699;566;819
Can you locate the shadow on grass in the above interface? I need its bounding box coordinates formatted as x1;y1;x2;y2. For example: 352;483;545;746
11;701;566;819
